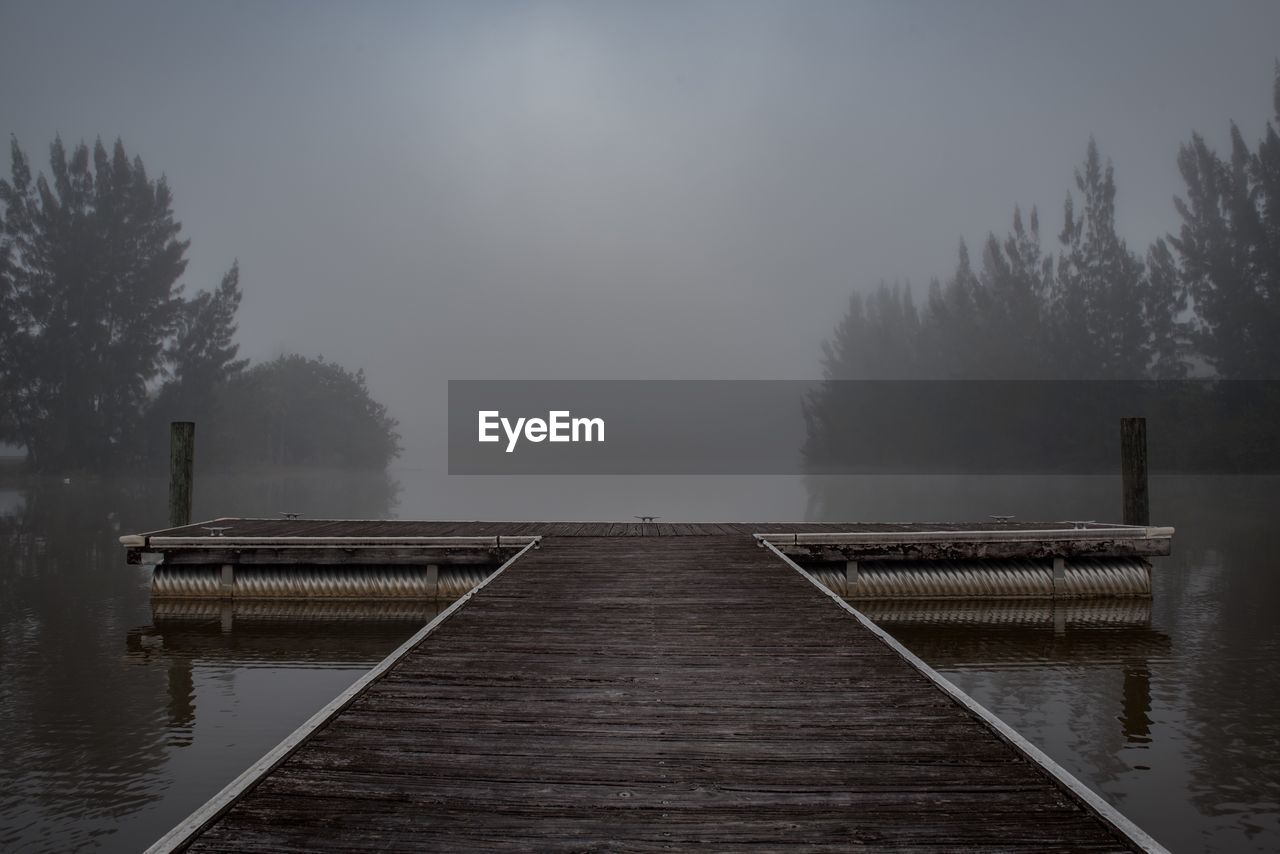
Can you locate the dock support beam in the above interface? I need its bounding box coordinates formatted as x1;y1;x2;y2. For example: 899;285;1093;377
844;560;858;597
169;421;195;528
220;564;235;599
1121;417;1149;526
425;564;440;598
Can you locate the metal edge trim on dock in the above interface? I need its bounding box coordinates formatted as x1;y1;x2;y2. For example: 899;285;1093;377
121;534;542;549
754;527;1173;546
142;537;541;854
145;535;542;547
126;517;644;538
757;538;1170;854
127;517;240;540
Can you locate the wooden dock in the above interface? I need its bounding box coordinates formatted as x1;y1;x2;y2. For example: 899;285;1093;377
122;517;1173;543
124;518;1172;602
148;528;1164;852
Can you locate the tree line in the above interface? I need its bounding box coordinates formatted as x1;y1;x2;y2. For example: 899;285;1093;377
0;137;400;473
806;65;1280;473
818;67;1280;383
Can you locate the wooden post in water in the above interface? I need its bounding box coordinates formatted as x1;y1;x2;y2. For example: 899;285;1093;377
169;421;195;528
1121;417;1149;526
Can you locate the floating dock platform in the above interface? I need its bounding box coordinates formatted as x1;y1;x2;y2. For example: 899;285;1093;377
126;522;1171;852
123;518;1172;602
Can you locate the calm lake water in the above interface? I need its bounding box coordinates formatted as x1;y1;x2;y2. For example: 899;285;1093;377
0;470;1276;852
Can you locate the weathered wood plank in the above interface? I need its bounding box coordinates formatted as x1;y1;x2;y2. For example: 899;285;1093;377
774;539;1170;561
170;535;1150;853
141;547;509;566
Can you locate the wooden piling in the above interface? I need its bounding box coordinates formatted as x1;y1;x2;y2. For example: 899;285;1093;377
1121;417;1149;526
169;421;195;529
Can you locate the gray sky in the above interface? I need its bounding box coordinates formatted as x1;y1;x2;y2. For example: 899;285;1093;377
3;0;1279;466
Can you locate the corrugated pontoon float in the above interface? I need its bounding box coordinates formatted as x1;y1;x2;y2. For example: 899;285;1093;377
121;518;1172;603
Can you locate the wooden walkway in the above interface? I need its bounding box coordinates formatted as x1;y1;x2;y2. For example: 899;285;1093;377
169;534;1154;852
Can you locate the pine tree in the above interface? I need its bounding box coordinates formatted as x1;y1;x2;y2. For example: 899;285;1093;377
171;262;247;389
0;137;239;471
1171;66;1280;378
920;241;982;377
0;138;184;468
817;281;921;380
147;261;249;429
1050;139;1151;379
970;206;1053;377
1144;238;1191;378
804;281;921;471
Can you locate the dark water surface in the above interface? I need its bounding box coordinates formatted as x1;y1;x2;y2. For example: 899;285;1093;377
810;474;1280;853
0;471;1275;852
0;472;427;853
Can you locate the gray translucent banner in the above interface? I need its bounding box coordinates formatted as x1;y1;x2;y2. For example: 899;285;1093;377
447;380;1280;475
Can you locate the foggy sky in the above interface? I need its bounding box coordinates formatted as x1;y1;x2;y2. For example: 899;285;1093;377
3;0;1279;467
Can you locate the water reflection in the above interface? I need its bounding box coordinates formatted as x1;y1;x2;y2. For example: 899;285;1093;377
122;605;450;762
128;602;445;665
1122;663;1152;747
882;609;1168;743
3;472;1279;852
0;473;414;853
810;475;1280;853
0;480;167;853
855;598;1155;628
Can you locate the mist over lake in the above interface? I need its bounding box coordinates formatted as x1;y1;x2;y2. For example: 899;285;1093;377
4;1;1280;851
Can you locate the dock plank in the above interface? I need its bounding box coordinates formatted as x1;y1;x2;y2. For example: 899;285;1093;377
180;535;1141;852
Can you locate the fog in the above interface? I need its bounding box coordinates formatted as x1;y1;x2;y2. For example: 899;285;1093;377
8;9;1280;849
3;0;1279;506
